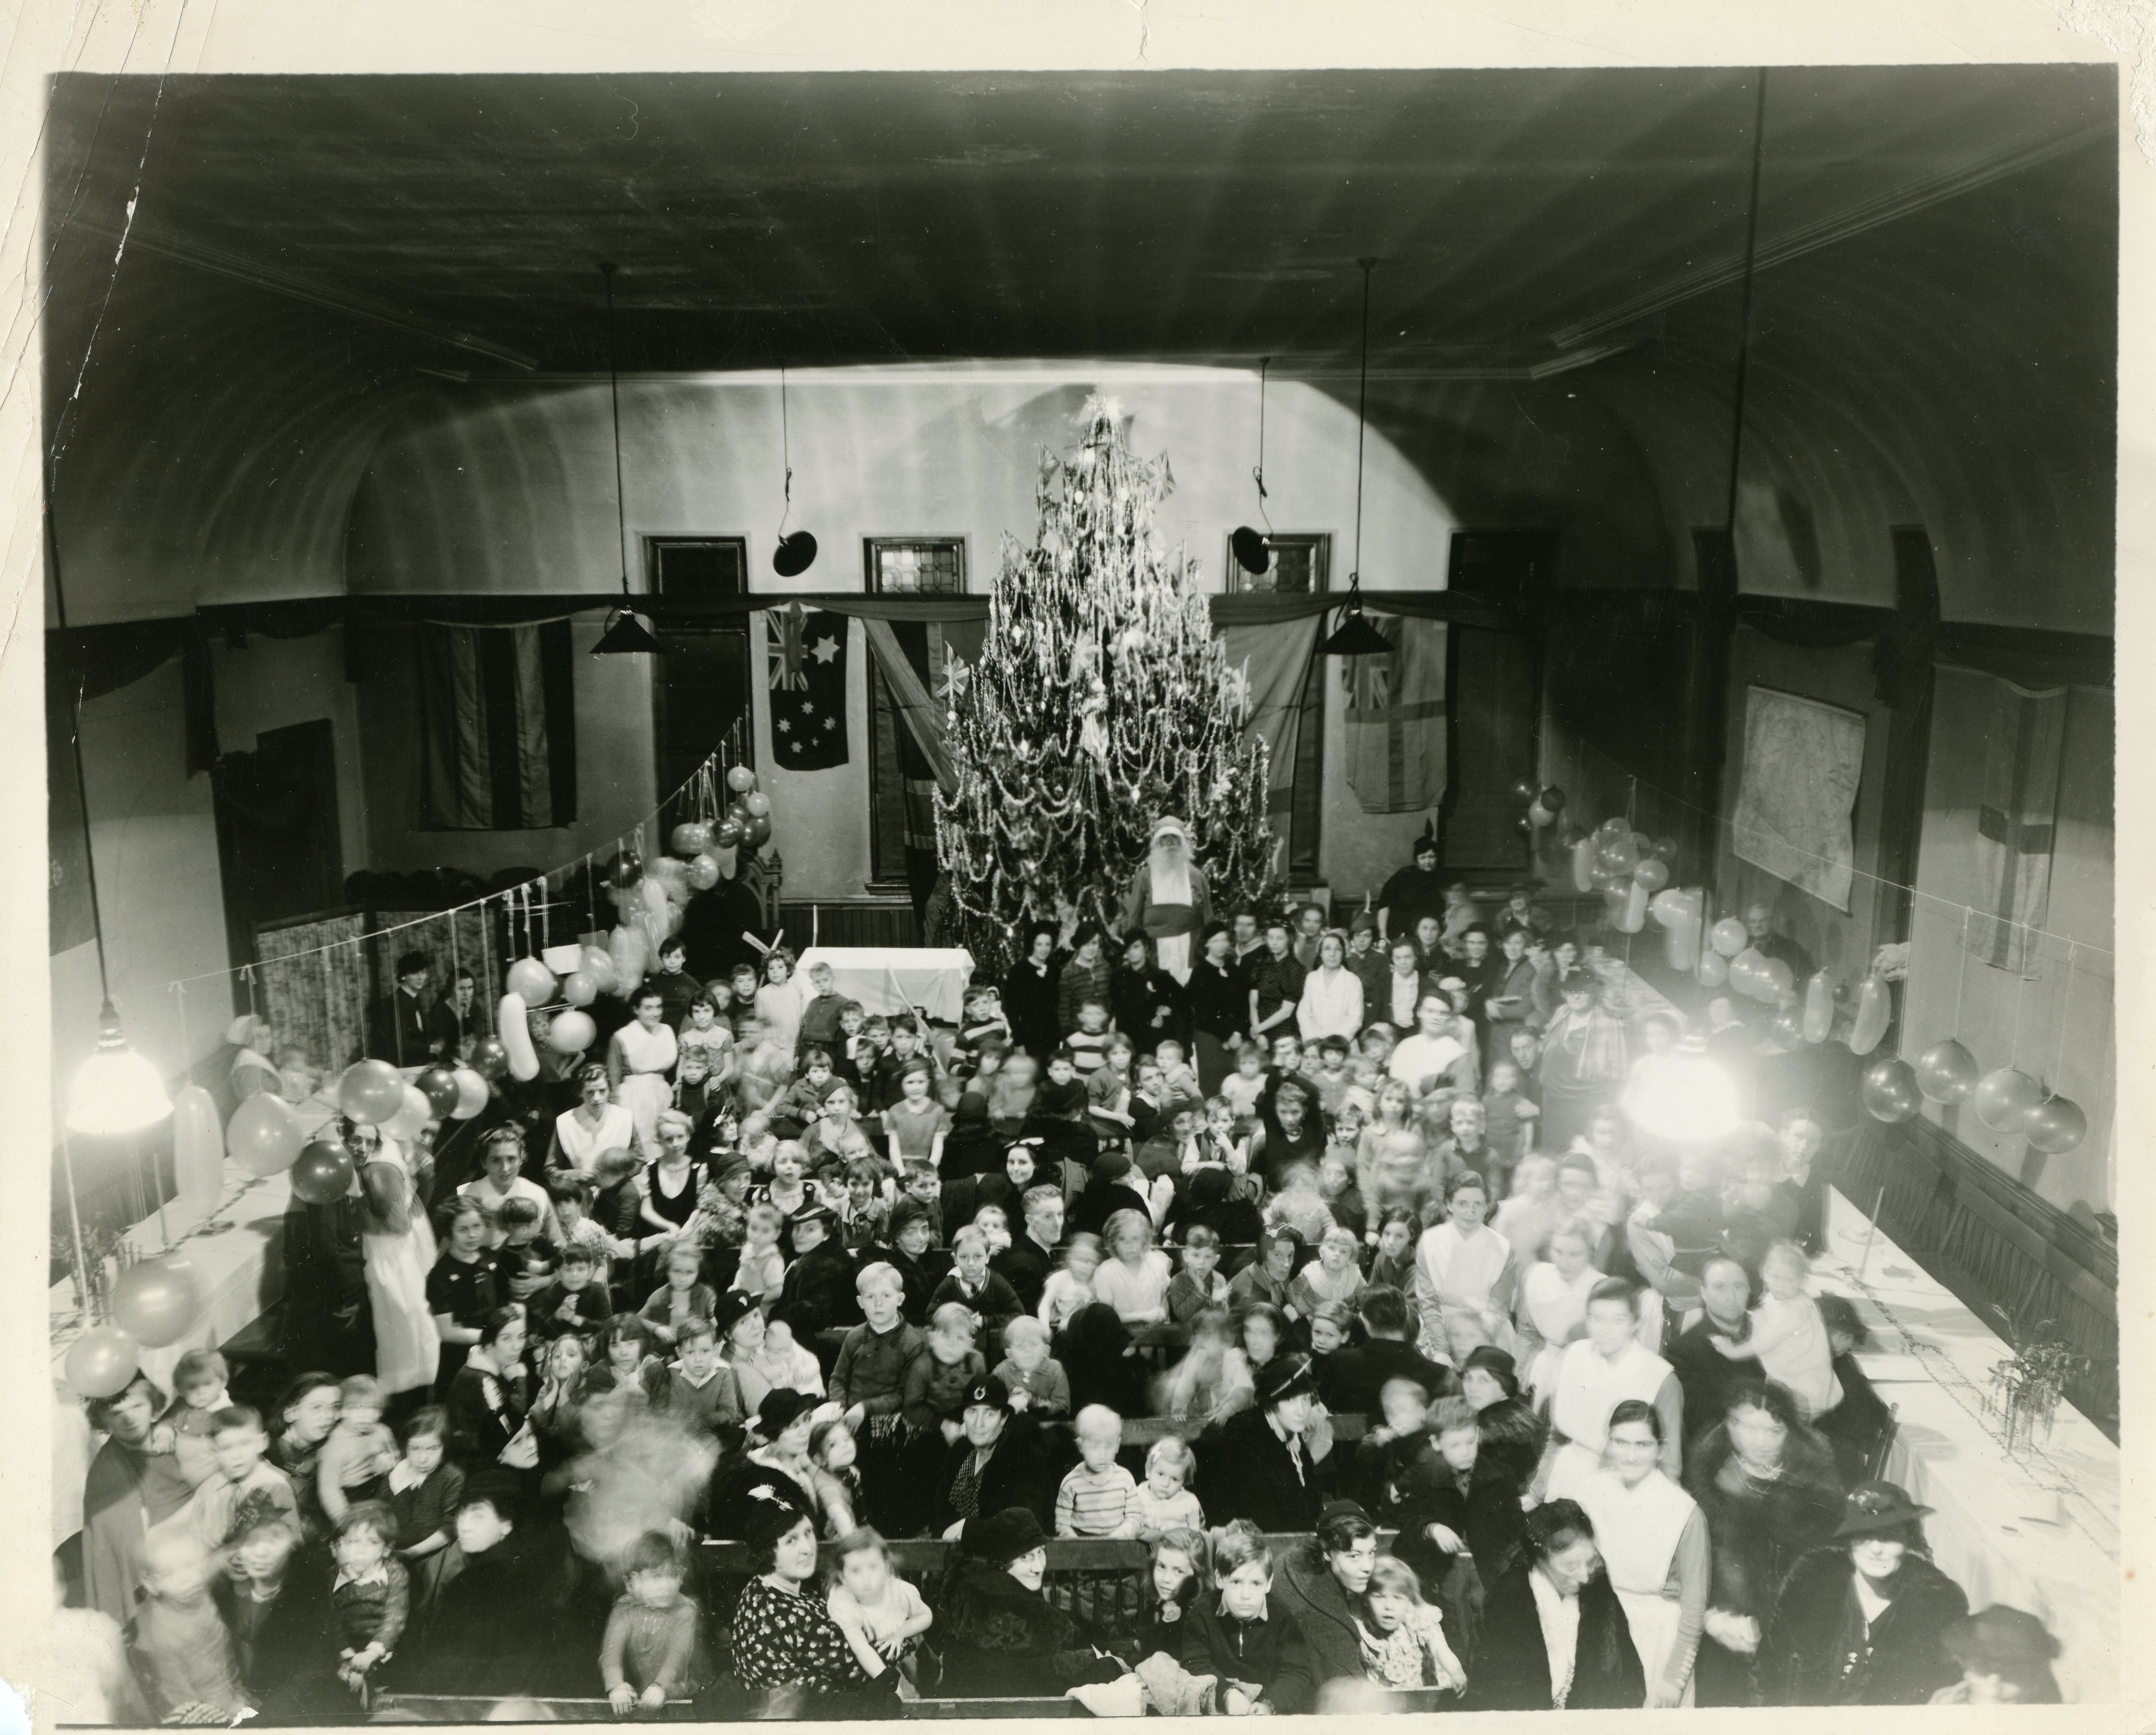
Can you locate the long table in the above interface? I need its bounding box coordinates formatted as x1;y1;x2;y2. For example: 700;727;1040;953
792;945;974;1022
1815;1187;2119;1702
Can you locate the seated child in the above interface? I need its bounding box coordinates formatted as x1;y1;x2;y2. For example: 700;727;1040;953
639;1240;720;1349
1218;1044;1271;1123
1129;1434;1205;1539
179;1403;299;1554
655;1316;745;1440
929;1225;1024;1356
773;1046;842;1139
971;1202;1014;1260
991;1315;1071;1419
1134;1528;1209;1663
386;1407;464;1563
1055;1404;1139;1538
1158;1308;1237;1428
901;1303;987;1439
1267;1162;1337;1246
729;1203;789;1308
603;1531;714;1713
751;1318;829;1398
1352;1375;1439;1523
838;1157;892;1251
1228;1227;1300;1316
1305;1298;1354;1360
958;986;1011;1065
127;1526;248;1721
1396;1395;1530;1652
1178;1522;1316;1714
1152;1039;1204;1112
160;1348;232;1489
1368;1207;1418;1290
1317;1153;1367;1242
601;1315;667;1407
1180;1098;1250;1183
825;1526;934;1681
1286;1226;1366;1317
1360;1556;1468;1692
1038;1232;1103;1332
547;1176;618;1272
529;1243;613;1344
493;1195;560;1303
329;1501;409;1692
882;1061;952;1171
1304;1036;1358;1121
1164;1224;1230;1323
318;1375;400;1527
1065;1000;1113;1078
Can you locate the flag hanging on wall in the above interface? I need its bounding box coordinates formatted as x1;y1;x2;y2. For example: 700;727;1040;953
1342;614;1448;814
1220;617;1323;872
1962;675;2069;977
768;601;850;770
418;620;577;829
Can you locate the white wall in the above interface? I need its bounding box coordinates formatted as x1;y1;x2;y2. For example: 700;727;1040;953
344;364;1461;899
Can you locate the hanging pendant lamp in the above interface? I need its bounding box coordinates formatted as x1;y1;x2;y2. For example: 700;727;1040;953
771;366;818;577
1319;258;1394;658
1230;356;1275;576
591;263;661;656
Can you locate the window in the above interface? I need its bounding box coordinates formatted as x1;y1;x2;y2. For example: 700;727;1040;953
647;539;751;821
865;538;968;888
1226;533;1328;879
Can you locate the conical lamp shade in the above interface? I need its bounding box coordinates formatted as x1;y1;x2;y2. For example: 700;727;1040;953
1320;604;1392;657
591;608;662;656
68;1006;171;1135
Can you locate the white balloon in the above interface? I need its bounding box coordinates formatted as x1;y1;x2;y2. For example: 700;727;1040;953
172;1084;226;1223
382;1083;432;1143
499;992;540;1081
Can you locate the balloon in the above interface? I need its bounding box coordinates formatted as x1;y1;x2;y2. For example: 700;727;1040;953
1973;1066;2044;1133
1596;834;1639;876
580;946;621;996
1510;779;1539;805
416;1066;462;1116
686;852;721;891
1862;1056;1922;1123
1848;973;1892;1055
1802;972;1835;1043
1729;947;1770;999
613;849;643;889
1539;786;1566;814
562;971;598;1008
1632;856;1669;893
112;1256;205;1348
1651;836;1678;861
2024;1094;2088;1155
1649;888;1690;929
637;878;672;954
609;925;649;994
713;816;744;850
1597;817;1630;841
740;814;773;847
664;899;685;937
671;821;713;857
172;1084;226;1223
1710;918;1748;958
726;765;756;794
506;957;557;1005
229;1092;305;1176
1571;837;1600;894
499;993;540;1082
450;1067;489;1119
64;1326;140;1399
546;1009;597;1054
1697;949;1729;989
741;791;772;819
469;1036;510;1081
1913;1039;1980;1104
647;859;690;906
1664;895;1699;974
1526;800;1553;828
1759;957;1795;1004
1769;1006;1806;1047
1614;880;1648;934
336;1058;404;1127
290;1138;357;1206
383;1083;434;1144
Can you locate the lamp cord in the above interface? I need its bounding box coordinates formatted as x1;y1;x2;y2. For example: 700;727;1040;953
1253;356;1271;528
779;367;794;536
71;672;113;1008
1721;69;1770;543
602;264;630;599
1351;260;1374;584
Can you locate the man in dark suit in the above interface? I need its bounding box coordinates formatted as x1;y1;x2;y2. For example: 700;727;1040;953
1745;901;1816;982
1319;1284;1457;1414
373;949;435;1065
427;966;479;1062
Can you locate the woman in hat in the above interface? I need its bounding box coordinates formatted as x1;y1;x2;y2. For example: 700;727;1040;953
1001;921;1063;1065
1930;1606;2062;1705
1270;1498;1385;1687
707;1389;824;1538
732;1486;896;1700
1464;1497;1645;1711
1198;1353;1330;1532
1683;1377;1844;1705
1184;919;1249;1095
1122;815;1213;986
933;1506;1132;1697
931;1374;1054;1539
1459;1345;1546;1491
1756;1479;1969;1705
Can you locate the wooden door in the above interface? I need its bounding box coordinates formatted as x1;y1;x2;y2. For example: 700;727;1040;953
212;718;346;965
1441;625;1542;874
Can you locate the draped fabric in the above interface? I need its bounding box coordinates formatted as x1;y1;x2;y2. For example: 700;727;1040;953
1960;675;2070;977
417;620;576;829
1342;615;1448;814
1218;616;1322;873
862;615;985;920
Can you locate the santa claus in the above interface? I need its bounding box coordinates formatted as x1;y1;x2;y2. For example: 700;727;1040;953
1121;815;1213;984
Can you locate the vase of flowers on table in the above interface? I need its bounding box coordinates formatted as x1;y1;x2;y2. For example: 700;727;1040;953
1985;1307;2091;1456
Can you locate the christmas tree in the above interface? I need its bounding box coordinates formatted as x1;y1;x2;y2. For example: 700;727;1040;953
936;394;1275;972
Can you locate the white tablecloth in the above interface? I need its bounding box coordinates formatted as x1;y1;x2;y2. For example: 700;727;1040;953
793;945;974;1023
1814;1188;2119;1702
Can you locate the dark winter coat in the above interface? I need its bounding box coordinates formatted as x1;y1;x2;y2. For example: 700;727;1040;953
931;1412;1056;1535
1464;1556;1645;1712
932;1558;1126;1697
1197;1407;1327;1534
1393;1455;1529;1594
1178;1595;1318;1713
1267;1545;1370;1687
1756;1546;1968;1706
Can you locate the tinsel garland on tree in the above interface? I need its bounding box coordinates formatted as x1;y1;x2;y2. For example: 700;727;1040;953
935;394;1275;973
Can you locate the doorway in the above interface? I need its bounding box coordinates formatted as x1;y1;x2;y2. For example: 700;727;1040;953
649;538;752;825
212;718;346;971
1442;625;1543;874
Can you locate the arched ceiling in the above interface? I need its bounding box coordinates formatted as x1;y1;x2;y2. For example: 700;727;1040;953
43;65;2113;628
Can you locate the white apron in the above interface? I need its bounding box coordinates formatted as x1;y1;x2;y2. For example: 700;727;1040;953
1519;1261;1600;1402
1579;1467;1698;1705
614;1021;679;1157
1414;1222;1514;1359
1546;1338;1673;1503
362;1140;441;1396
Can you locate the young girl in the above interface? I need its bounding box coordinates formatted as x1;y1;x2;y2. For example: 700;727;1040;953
639;1241;719;1349
677;994;737;1090
807;1419;863;1537
1133;1528;1209;1662
386;1407;464;1565
729;1204;789;1309
1717;1240;1843;1417
160;1349;232;1490
755;948;805;1063
882;1063;951;1172
1367;1207;1419;1291
826;1526;934;1682
1305;1298;1354;1358
1038;1232;1103;1331
1090;1208;1172;1325
1129;1435;1205;1538
1287;1226;1367;1318
756;1140;812;1226
602;1314;667;1408
427;1199;503;1401
1357;1555;1467;1691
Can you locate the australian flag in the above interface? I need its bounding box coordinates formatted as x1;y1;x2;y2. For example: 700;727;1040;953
768;601;850;770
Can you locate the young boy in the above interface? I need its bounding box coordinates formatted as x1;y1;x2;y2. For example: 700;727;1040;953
1178;1522;1316;1714
867;1017;934;1115
179;1404;299;1553
649;938;701;1030
958;986;1011;1066
1153;1038;1203;1111
1165;1224;1230;1323
127;1526;249;1721
602;1531;712;1713
1129;1434;1205;1539
1351;1375;1438;1522
329;1501;409;1692
529;1243;613;1344
1065;999;1113;1078
1055;1404;1139;1538
317;1376;399;1526
386;1407;464;1564
797;961;850;1054
1180;1097;1249;1184
640;1241;719;1349
1220;1042;1271;1124
160;1348;233;1490
900;1302;987;1438
989;1314;1071;1419
928;1224;1024;1357
1481;1059;1540;1169
1397;1396;1529;1640
726;963;763;1037
831;1262;929;1529
773;1047;842;1140
654;1316;745;1441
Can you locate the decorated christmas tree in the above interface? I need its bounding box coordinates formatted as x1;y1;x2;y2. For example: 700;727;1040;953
936;395;1275;972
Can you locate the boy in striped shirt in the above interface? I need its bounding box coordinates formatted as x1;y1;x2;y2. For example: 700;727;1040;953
1054;1403;1139;1537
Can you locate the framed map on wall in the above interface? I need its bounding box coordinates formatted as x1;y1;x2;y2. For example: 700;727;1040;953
1731;685;1866;912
